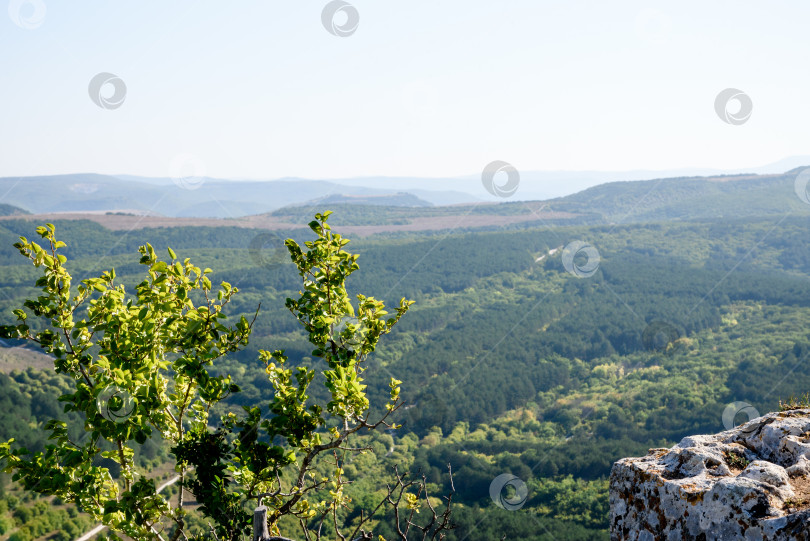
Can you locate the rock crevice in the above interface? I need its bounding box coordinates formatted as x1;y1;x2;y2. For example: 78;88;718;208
610;409;810;540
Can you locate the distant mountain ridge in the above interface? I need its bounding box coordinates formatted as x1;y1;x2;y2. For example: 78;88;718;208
310;192;431;207
116;155;810;201
0;174;451;218
2;165;810;226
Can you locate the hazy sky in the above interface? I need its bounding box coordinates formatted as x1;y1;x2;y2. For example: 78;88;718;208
2;1;809;180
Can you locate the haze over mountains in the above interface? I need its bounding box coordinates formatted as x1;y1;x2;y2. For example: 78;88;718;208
2;156;810;224
0;174;454;218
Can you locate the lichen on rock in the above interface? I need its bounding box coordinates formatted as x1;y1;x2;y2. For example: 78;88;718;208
610;409;810;540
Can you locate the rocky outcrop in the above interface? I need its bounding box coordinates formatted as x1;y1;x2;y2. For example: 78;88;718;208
610;409;810;540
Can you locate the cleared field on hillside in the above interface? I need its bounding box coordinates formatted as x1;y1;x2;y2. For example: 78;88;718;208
0;346;54;373
0;208;580;236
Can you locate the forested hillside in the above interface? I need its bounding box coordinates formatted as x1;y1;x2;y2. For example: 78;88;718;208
2;183;810;538
4;168;810;230
0;204;28;217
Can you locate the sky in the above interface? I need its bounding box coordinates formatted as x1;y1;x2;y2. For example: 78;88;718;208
2;0;810;183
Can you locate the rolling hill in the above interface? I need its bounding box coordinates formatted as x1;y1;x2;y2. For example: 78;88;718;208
3;167;810;236
0;203;28;216
2;166;809;226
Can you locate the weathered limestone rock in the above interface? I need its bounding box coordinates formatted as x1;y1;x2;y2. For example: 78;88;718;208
610;409;810;540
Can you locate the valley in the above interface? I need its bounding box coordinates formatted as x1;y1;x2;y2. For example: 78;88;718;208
2;169;810;539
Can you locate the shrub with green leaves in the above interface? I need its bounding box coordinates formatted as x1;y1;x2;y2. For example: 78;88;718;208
0;214;451;541
174;211;414;539
0;222;252;539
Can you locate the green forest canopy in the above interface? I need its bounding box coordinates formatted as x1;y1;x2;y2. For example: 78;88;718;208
1;208;810;539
